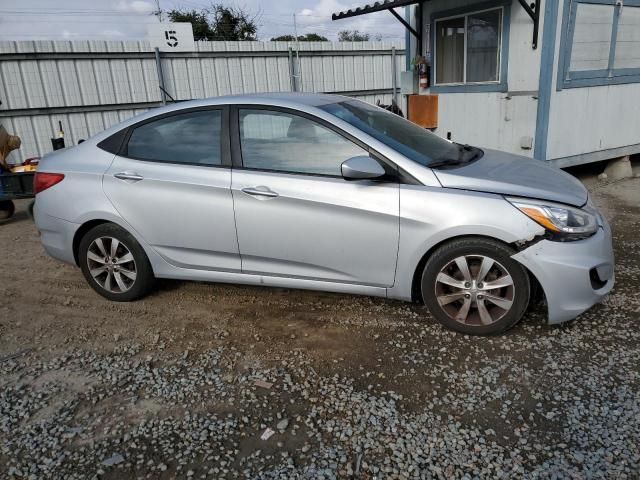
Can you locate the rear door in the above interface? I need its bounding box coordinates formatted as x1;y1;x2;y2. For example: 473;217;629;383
103;107;240;272
230;106;399;287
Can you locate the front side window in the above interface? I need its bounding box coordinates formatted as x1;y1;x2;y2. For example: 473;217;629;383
238;109;367;176
435;8;503;85
126;110;223;166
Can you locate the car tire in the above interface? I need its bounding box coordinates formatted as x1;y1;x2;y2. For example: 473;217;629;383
0;200;15;220
421;237;530;335
78;223;155;301
27;200;35;220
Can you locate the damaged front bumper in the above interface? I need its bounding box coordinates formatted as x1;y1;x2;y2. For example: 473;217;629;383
512;219;615;325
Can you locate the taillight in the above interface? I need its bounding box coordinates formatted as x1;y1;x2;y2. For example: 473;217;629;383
34;172;65;194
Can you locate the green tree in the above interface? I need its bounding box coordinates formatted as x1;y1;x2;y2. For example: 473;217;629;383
167;10;212;40
338;30;370;41
302;33;329;41
271;33;329;41
167;4;258;41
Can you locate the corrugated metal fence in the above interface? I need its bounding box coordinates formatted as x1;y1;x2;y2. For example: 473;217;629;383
0;40;405;163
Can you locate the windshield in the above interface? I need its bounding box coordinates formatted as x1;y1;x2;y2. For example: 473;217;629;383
320;100;473;167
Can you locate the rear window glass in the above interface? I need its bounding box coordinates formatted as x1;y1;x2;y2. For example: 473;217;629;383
126;110;222;166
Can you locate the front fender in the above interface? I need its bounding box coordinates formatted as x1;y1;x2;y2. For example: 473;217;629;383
388;185;544;301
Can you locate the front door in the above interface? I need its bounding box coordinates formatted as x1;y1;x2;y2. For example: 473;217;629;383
231;107;399;287
103;107;240;272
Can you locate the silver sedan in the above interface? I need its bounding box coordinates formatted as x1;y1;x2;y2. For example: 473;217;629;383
33;93;614;335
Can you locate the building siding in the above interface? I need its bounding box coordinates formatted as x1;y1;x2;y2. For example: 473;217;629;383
419;0;543;156
546;0;640;163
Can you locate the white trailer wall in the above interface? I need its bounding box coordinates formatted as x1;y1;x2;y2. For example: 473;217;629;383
416;0;640;165
419;0;544;157
0;40;405;163
545;0;640;166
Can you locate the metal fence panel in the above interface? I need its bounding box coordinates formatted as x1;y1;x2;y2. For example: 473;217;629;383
0;40;405;162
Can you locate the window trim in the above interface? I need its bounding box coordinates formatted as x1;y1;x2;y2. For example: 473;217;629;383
430;0;511;93
230;104;406;181
557;0;640;90
117;106;232;168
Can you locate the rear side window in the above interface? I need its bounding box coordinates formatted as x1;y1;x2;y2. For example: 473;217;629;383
125;110;222;166
238;109;367;176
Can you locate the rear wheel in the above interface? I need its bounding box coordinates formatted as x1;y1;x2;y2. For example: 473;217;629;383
0;200;15;220
421;238;530;335
27;200;35;220
78;223;155;301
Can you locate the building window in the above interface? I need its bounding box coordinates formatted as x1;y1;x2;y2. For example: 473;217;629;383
559;0;640;89
613;5;640;69
434;8;503;85
569;3;614;72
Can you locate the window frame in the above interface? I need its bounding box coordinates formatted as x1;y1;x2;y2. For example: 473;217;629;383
116;105;231;168
430;0;511;93
230;104;403;181
557;0;640;90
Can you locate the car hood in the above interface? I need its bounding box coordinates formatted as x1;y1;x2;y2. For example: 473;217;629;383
432;149;588;207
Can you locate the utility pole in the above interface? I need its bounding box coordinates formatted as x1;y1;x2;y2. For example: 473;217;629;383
293;14;303;92
153;0;164;22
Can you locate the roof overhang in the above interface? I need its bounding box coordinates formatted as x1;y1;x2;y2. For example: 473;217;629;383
331;0;423;21
333;0;540;51
332;0;424;54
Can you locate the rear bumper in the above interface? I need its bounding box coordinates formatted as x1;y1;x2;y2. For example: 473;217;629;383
512;221;615;324
34;202;79;265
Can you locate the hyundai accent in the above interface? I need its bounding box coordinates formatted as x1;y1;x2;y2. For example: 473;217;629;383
33;93;614;335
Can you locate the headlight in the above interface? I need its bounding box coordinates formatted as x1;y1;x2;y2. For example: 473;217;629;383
507;197;598;240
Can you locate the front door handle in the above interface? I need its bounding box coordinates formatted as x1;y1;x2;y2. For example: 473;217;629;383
241;186;279;198
114;172;144;182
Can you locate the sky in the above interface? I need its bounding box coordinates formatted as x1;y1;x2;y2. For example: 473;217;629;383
0;0;405;42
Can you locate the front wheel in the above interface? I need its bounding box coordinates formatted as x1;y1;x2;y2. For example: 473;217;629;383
78;223;155;301
421;238;530;335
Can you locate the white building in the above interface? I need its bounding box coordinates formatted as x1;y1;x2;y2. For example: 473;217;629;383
333;0;640;167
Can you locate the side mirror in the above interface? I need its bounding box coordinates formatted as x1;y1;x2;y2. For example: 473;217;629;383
341;155;386;181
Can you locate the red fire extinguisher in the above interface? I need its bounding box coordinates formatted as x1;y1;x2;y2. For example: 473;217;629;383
419;62;429;90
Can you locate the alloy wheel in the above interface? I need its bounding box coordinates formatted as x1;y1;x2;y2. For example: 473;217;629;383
86;236;137;293
434;255;515;326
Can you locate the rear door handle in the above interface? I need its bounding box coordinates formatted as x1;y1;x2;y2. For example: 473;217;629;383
241;186;279;198
114;172;144;182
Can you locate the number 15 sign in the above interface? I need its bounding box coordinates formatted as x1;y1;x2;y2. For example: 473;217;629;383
148;23;196;52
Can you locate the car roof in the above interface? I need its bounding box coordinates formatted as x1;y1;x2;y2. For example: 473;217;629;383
168;92;349;109
88;93;353;144
225;92;349;106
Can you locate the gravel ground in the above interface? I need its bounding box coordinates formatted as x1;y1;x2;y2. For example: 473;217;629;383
1;177;639;479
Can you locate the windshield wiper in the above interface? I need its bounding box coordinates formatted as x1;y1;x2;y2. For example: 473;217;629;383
457;143;484;162
428;158;468;169
458;143;474;158
465;149;483;161
430;144;483;169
